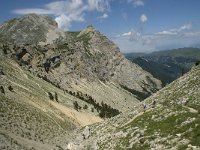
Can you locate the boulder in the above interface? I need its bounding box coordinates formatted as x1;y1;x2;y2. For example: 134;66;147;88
82;126;90;139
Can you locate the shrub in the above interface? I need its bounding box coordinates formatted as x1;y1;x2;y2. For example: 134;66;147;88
0;68;4;75
98;101;120;118
8;85;13;92
195;61;200;66
48;92;54;100
0;86;5;94
73;101;79;111
91;108;94;112
2;44;9;54
55;92;58;102
83;105;88;109
67;90;120;118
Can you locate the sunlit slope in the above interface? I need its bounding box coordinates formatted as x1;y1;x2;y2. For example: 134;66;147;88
68;64;200;150
0;56;102;149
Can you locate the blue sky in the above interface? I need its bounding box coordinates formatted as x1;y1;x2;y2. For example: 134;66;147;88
1;0;200;53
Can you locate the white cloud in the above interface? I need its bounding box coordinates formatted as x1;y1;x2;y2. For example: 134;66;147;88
156;31;177;36
140;14;147;23
13;0;111;30
87;0;110;12
156;24;192;36
97;13;108;20
113;23;199;53
122;31;132;36
120;30;141;38
127;0;144;7
13;8;52;15
113;34;156;53
178;23;192;32
117;30;152;46
55;14;84;30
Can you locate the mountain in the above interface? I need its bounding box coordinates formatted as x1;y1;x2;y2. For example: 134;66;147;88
125;47;200;85
125;52;146;60
0;14;162;107
66;61;200;150
0;14;162;149
131;57;182;85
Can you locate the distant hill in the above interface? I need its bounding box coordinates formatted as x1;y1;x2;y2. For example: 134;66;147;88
125;47;200;85
149;47;200;59
124;52;146;60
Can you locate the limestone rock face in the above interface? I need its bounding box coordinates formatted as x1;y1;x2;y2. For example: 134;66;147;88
27;25;161;98
83;26;162;95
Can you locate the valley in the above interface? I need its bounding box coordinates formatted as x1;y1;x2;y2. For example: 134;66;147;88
125;48;200;85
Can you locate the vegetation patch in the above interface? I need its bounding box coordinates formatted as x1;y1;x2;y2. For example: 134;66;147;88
120;84;150;101
68;90;120;118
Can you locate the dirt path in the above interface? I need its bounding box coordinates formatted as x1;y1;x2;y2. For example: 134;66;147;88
183;105;198;113
122;105;198;128
6;78;32;93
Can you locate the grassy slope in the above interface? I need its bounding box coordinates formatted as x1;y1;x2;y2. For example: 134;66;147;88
0;56;102;149
70;64;200;150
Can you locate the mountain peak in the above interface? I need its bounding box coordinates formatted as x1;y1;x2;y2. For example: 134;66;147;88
77;25;96;37
21;13;58;27
0;14;65;45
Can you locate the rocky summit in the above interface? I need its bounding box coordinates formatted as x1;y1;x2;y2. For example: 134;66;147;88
0;14;65;45
2;14;198;150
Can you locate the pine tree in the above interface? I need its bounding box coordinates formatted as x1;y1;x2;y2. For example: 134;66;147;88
55;92;58;102
8;85;13;92
48;92;54;100
73;101;79;111
0;86;5;94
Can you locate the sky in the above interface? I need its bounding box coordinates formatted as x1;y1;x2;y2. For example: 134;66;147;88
1;0;200;53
